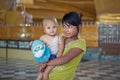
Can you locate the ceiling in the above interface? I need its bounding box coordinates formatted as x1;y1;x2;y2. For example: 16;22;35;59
17;0;96;22
0;0;120;24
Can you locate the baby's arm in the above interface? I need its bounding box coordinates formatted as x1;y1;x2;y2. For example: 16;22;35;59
39;35;44;41
39;35;48;45
56;35;64;57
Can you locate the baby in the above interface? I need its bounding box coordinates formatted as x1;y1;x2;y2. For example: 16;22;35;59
36;16;64;80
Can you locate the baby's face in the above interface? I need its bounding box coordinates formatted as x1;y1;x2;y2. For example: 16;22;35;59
43;20;58;36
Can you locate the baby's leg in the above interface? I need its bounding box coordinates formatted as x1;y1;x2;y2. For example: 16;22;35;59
36;72;43;80
43;66;54;80
36;63;43;80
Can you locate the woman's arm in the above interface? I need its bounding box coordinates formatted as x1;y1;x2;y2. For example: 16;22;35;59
56;35;64;57
47;47;83;66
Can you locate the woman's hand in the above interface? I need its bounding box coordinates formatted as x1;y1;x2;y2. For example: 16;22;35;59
40;63;47;72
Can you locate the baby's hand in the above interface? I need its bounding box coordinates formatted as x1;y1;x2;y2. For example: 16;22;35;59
40;63;47;72
29;41;33;46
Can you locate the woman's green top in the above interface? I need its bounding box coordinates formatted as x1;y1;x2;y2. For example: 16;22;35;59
49;39;86;80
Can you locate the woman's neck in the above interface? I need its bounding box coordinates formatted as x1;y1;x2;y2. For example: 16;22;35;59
65;36;78;44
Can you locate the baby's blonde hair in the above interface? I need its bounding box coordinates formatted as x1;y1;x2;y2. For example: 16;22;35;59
42;16;58;27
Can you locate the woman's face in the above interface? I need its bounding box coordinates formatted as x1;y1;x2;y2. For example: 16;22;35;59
63;23;78;38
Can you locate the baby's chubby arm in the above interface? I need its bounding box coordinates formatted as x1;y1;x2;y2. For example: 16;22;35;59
56;34;64;57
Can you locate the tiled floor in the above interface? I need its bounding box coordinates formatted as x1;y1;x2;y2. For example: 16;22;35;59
0;58;120;80
75;60;120;80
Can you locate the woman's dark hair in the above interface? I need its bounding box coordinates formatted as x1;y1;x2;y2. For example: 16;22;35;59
62;11;83;26
62;11;83;33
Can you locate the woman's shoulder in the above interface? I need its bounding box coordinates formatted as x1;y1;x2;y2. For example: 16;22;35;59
72;38;86;51
70;39;86;48
75;38;86;43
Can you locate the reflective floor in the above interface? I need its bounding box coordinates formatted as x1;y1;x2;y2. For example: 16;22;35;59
0;58;120;80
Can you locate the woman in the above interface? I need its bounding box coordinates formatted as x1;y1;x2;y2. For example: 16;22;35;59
41;11;86;80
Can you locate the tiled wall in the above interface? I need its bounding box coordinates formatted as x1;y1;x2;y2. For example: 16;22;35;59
0;26;98;47
80;26;98;47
